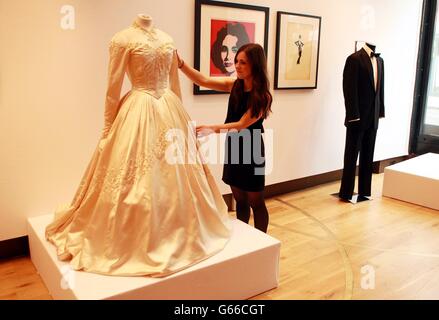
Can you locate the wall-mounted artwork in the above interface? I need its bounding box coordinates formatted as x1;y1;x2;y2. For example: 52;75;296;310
274;11;321;89
194;0;269;94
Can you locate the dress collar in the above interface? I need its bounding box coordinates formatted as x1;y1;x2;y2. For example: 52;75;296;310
131;20;157;40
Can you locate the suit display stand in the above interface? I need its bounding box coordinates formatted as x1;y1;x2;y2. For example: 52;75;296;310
331;192;371;204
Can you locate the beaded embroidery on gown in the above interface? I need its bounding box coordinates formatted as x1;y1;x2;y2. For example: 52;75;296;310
45;20;231;277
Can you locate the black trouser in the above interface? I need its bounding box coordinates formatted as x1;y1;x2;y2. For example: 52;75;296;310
339;122;377;200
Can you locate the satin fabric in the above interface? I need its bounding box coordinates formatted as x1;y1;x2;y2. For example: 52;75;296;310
45;21;231;277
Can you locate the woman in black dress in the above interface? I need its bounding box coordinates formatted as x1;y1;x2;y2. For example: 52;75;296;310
177;43;272;233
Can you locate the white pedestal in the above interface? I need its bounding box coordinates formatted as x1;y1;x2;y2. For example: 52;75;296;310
27;214;280;300
383;153;439;210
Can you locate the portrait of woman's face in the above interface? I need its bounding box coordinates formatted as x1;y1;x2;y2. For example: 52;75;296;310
210;20;255;77
221;34;239;75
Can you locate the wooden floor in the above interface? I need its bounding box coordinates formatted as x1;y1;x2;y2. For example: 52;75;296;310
2;173;439;300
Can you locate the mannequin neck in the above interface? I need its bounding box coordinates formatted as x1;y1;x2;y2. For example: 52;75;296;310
136;14;153;30
365;42;376;52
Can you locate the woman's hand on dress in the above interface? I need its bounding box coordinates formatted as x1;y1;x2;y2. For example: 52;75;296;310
175;50;184;69
196;125;216;137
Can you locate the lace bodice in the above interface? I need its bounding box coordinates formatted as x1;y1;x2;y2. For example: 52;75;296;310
102;21;181;137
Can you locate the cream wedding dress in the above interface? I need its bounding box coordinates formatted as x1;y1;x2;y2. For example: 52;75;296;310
45;20;231;277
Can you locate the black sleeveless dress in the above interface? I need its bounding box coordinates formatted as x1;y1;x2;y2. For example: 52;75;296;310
222;91;265;192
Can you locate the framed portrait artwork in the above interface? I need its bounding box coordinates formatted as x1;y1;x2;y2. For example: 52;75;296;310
194;0;269;94
274;11;321;90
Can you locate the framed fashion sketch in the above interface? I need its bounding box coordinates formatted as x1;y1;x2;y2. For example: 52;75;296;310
194;0;269;94
274;11;321;89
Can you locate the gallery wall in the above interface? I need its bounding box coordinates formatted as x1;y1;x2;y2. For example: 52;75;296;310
0;0;423;240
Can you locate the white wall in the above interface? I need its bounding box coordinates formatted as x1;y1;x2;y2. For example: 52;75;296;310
0;0;423;240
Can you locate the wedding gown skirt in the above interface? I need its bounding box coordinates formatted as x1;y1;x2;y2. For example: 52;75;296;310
46;87;231;276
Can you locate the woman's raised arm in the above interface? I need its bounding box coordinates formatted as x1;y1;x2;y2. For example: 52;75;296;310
176;50;235;93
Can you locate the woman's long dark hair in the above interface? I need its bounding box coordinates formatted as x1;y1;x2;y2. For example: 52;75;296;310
230;43;272;119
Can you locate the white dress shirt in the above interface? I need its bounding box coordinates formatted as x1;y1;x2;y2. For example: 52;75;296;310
363;44;378;91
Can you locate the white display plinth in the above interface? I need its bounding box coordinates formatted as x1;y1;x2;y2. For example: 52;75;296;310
383;153;439;210
27;214;280;300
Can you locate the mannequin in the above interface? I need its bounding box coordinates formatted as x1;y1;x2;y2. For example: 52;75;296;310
135;14;153;30
339;41;385;202
365;42;376;52
45;16;231;277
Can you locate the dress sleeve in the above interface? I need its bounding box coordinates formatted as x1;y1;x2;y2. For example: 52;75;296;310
169;49;182;101
342;55;360;124
379;58;385;118
101;41;130;138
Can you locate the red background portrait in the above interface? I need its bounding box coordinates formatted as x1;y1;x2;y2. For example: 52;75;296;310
210;19;255;76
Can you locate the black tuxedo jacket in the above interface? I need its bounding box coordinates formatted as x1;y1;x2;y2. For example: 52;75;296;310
342;48;385;129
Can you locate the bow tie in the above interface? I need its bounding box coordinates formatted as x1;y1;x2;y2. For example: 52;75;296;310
370;51;381;58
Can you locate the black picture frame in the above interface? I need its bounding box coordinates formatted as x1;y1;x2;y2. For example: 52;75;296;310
274;11;321;90
194;0;269;95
